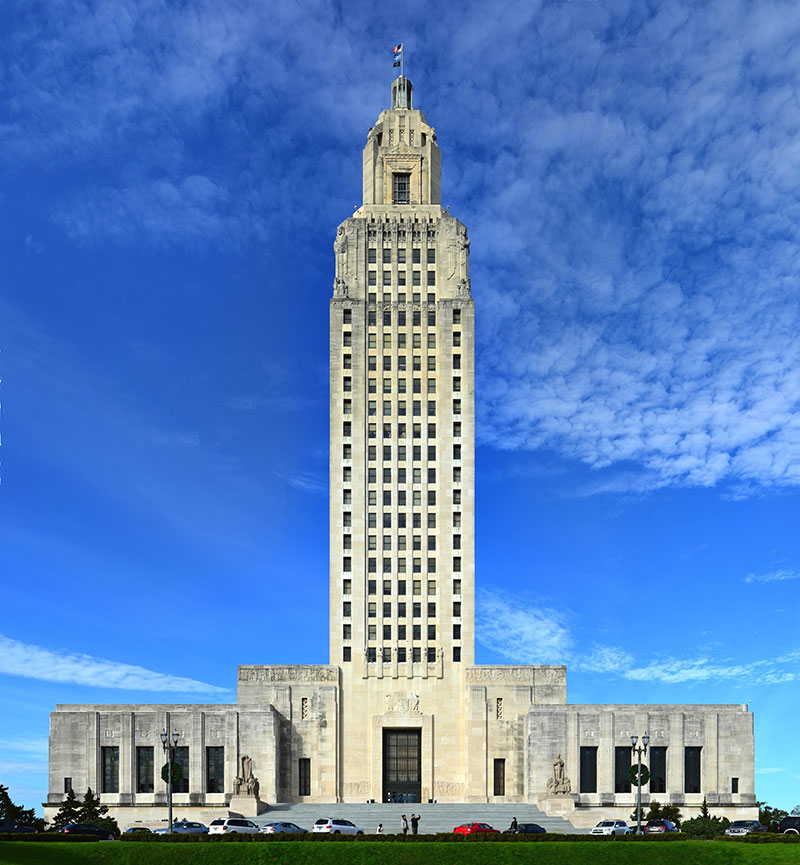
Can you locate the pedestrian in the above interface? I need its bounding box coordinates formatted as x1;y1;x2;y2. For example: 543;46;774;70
411;813;419;835
401;814;408;835
376;823;383;834
510;817;518;833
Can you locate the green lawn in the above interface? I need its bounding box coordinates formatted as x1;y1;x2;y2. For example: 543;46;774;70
2;842;800;865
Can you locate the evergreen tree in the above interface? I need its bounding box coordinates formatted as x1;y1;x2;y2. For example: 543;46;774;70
758;801;789;833
630;799;683;827
0;783;45;831
699;796;710;819
76;788;119;837
48;787;82;831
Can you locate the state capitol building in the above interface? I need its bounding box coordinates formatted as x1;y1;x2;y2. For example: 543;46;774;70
46;76;756;830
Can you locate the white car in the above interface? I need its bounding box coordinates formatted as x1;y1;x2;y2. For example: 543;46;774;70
312;818;364;835
590;820;629;836
208;818;260;834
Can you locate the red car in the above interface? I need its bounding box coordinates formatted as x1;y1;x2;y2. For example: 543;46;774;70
454;823;499;835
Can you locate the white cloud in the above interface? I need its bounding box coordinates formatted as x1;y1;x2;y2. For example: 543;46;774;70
477;591;800;686
476;590;573;664
745;569;800;584
0;635;228;694
756;767;787;775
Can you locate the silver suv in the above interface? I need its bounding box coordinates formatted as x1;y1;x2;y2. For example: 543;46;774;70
208;818;260;835
312;818;364;835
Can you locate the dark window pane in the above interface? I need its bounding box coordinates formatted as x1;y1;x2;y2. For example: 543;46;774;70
299;758;311;796
580;747;597;793
650;747;666;794
685;747;701;794
493;759;505;796
393;173;410;204
137;746;154;793
615;746;631;793
174;746;189;793
102;746;119;794
206;747;224;793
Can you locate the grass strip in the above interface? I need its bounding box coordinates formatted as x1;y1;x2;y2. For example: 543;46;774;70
3;841;800;865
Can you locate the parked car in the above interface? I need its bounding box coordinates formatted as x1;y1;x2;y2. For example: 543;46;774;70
724;820;767;836
590;820;629;836
0;821;37;833
503;823;546;834
124;826;153;834
643;819;679;834
453;823;500;834
259;821;308;834
59;823;116;840
779;816;800;835
208;818;260;835
312;818;364;835
154;821;208;835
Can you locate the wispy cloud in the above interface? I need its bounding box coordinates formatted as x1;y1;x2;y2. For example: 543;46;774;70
745;569;800;584
756;767;787;775
477;589;800;686
0;635;228;694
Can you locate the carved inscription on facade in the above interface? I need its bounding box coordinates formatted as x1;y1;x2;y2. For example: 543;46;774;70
238;666;339;683
434;782;464;797
385;692;420;714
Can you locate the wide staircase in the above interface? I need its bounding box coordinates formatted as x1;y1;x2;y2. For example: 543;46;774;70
252;803;580;835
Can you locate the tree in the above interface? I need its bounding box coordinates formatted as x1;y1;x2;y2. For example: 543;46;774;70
76;788;119;837
681;816;730;838
48;788;82;831
793;805;800;816
758;801;789;833
699;797;710;819
0;784;46;832
630;799;683;827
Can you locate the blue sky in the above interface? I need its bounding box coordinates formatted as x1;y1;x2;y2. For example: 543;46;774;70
1;0;799;815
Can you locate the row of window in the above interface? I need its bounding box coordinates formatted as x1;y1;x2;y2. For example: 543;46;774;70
344;534;463;551
342;646;462;663
344;355;453;372
341;512;462;530
366;310;441;327
346;453;462;476
342;490;463;509
352;373;463;393
368;270;436;287
356;423;463;444
367;247;436;264
342;556;462;573
340;597;463;615
343;413;461;439
342;580;461;612
342;306;461;324
100;746;225;795
579;746;702;795
352;623;463;641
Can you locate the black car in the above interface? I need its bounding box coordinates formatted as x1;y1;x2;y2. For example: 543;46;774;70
503;823;546;834
60;823;116;840
0;821;37;833
779;816;800;835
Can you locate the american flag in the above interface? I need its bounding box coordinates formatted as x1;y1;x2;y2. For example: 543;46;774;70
392;43;403;54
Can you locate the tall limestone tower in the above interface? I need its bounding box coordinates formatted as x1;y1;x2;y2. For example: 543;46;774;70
45;76;756;825
329;76;479;801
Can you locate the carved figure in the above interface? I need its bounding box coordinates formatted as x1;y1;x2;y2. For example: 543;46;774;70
334;226;348;276
385;691;420;713
458;278;471;297
233;754;260;798
546;753;571;795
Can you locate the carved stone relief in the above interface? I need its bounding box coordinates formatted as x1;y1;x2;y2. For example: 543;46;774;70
385;692;420;714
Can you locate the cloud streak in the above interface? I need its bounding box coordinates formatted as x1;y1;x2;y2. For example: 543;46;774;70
477;589;799;686
745;569;800;584
0;635;228;694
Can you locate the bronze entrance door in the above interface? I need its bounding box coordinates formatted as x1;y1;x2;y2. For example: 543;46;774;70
382;728;421;803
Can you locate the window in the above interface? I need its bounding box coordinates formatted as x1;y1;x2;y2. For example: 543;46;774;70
102;746;119;793
368;602;376;618
453;557;461;572
453;601;461;617
64;777;73;794
342;535;351;550
427;270;436;286
383;647;391;662
453;354;461;370
428;423;436;437
453;646;461;662
368;271;376;285
398;647;407;662
368;333;376;348
453;624;461;639
732;777;739;794
383;310;391;326
383;333;392;349
343;624;351;640
137;746;154;793
453;309;461;324
685;747;702;794
453;579;461;595
427;333;436;348
453;535;461;549
427;248;436;264
493;759;505;796
368;647;376;662
453;331;461;346
343;646;351;662
412;647;421;662
615;746;631;793
412;271;421;286
343;331;352;346
650;747;666;794
453;490;462;505
580;747;597;793
453;399;461;414
413;624;421;640
299;758;311;796
412;602;421;617
393;173;410;204
453;422;462;437
427;647;436;662
368;625;376;640
206;747;224;793
343;578;351;594
343;422;351;438
383;624;391;640
174;747;189;793
368;579;377;593
343;602;351;617
453;377;461;392
428;624;436;640
368;248;377;264
383;271;391;286
343;557;351;572
427;311;436;326
412;248;421;264
428;490;436;505
398;248;406;264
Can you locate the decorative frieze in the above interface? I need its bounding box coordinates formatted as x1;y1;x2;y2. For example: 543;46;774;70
238;666;339;683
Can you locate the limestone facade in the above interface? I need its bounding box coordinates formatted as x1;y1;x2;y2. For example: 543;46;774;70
46;77;756;828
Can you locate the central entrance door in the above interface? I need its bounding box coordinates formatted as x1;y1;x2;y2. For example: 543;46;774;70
382;728;421;803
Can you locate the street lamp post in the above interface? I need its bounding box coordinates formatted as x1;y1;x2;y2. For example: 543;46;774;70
630;733;650;834
160;729;180;833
